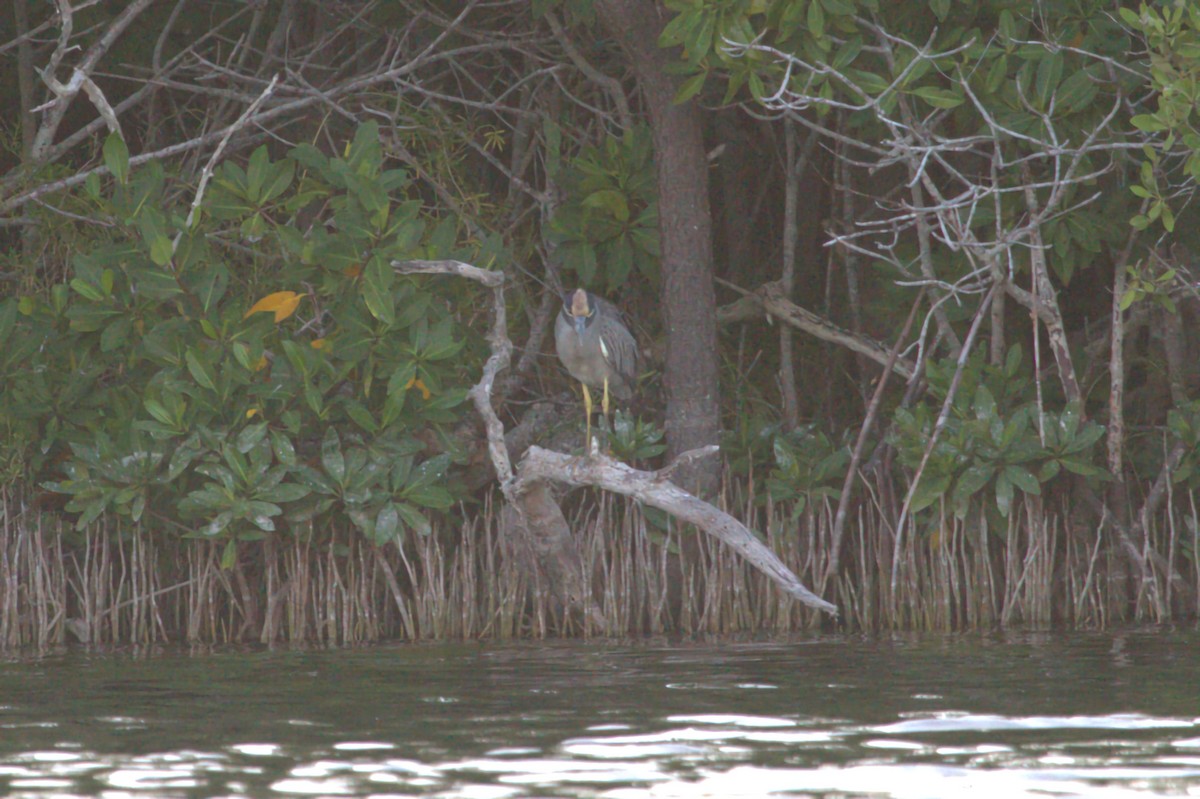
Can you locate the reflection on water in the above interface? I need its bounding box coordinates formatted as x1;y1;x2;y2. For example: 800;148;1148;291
1;631;1199;797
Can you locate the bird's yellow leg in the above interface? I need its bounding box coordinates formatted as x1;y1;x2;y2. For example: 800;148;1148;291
602;376;611;419
582;382;594;445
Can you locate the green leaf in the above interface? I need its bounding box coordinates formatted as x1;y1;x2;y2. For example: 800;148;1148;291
912;85;964;109
1039;460;1062;482
832;36;863;70
168;434;204;481
953;464;995;509
659;8;700;48
258;482;310;503
322;427;346;486
270;430;297;467
1005;343;1022;378
674;71;707;104
362;255;395;325
374;503;400;545
909;472;952;513
998;10;1016;40
1117;7;1141;27
808;0;826;39
194;262;230;312
405;483;454;509
1057;68;1099;113
221;539;238;569
246;145;270;202
1060;458;1107;478
995;469;1014;516
582;189;630;222
148;235;174;267
1035;51;1063;106
185;349;218;392
1064;422;1105;454
344;400;381;434
394;502;432;536
260;159;295;204
103;133;130;184
99;318;131;352
236;422;268;453
685;10;715;63
1004;465;1041;495
143;399;171;427
1130;114;1166;132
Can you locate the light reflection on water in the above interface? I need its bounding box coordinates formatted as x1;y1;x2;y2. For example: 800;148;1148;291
0;632;1199;797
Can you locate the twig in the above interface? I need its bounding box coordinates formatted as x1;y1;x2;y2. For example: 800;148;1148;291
717;277;916;378
392;259;512;488
30;0;156;161
890;284;997;598
174;74;280;253
827;288;924;583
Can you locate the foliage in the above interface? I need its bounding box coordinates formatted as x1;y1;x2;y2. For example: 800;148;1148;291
661;0;1143;289
606;410;667;462
890;347;1106;521
1120;259;1179;315
548;125;660;293
1121;2;1200;233
1166;401;1200;489
765;423;849;512
15;122;479;547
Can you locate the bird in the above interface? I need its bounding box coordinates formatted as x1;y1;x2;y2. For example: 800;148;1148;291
554;288;638;443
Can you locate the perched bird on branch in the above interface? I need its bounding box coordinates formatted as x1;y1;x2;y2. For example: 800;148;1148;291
554;288;638;442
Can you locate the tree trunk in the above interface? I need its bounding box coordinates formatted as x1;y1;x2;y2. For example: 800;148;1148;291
594;0;720;493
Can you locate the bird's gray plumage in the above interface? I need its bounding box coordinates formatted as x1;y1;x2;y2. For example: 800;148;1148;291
554;288;637;401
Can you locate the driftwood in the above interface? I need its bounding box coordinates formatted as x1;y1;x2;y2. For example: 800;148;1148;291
516;445;837;614
393;259;838;620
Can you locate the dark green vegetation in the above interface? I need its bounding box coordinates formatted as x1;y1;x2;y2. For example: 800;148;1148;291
1;0;1199;646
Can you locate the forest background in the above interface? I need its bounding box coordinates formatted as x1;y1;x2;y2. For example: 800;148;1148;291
0;0;1197;648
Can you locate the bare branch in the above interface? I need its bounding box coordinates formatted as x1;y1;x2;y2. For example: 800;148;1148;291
516;446;838;615
31;0;156;161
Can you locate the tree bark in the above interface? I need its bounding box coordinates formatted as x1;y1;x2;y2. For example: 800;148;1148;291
594;0;720;494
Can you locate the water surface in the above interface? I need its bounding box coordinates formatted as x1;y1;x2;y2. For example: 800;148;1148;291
2;630;1199;797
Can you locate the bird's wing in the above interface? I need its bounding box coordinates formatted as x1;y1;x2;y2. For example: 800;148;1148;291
606;318;639;384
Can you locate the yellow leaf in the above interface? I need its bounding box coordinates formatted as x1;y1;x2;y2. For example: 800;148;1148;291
246;408;259;419
406;376;432;400
343;264;362;279
311;338;329;351
254;355;269;372
244;291;303;322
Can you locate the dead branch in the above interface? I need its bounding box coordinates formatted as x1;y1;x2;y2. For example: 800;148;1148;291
717;277;916;379
515;446;838;615
393;257;837;618
891;284;997;596
31;0;156;162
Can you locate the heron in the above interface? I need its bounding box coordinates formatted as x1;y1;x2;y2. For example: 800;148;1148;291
554;288;638;443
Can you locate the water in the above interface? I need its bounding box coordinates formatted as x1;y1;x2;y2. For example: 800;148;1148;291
2;631;1199;797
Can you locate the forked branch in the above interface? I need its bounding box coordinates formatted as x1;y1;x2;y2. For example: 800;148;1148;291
393;258;838;617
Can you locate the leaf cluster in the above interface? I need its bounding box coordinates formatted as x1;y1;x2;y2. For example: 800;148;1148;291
548;125;660;293
890;346;1106;521
6;122;481;549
